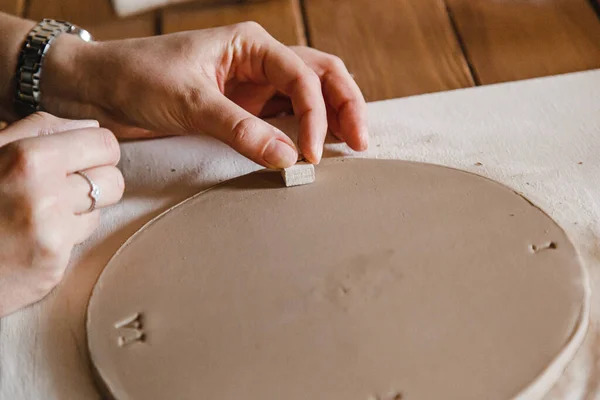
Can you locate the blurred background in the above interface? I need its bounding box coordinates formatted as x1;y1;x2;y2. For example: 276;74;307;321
2;0;600;103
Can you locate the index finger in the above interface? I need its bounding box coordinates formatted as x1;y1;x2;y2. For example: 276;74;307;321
23;127;120;173
245;26;328;163
291;47;368;151
0;112;99;147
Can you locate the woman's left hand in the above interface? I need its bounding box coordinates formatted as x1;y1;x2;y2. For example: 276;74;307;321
40;23;368;169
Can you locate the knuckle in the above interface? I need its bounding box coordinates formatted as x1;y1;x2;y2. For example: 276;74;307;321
230;117;257;149
96;128;120;161
6;140;44;179
235;21;265;34
327;55;346;71
303;70;321;88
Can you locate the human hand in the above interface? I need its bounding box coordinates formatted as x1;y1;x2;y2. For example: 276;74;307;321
41;23;368;169
0;112;124;317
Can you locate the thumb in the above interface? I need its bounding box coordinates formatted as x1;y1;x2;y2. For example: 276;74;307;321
193;90;298;169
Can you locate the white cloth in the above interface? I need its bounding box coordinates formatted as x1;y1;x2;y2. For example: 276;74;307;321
112;0;199;17
1;70;600;399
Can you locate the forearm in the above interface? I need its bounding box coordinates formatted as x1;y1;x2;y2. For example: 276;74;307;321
0;12;35;121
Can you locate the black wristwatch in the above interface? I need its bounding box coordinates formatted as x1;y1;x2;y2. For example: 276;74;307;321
14;19;93;118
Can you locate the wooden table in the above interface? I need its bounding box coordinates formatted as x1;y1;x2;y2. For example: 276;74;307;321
1;0;600;102
2;1;600;399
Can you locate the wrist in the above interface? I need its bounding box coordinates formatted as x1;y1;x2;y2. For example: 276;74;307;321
40;33;99;117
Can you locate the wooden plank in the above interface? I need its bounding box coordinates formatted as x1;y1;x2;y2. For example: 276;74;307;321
446;0;600;84
162;0;306;46
86;14;157;41
113;0;235;18
0;0;24;15
304;0;474;102
26;0;156;40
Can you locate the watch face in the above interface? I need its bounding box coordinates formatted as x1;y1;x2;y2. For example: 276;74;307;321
69;26;93;42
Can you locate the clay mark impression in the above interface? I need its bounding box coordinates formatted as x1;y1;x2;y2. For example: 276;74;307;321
314;248;400;310
529;241;557;254
114;312;145;347
368;391;403;400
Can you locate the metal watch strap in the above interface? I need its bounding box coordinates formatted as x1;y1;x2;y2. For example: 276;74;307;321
14;19;93;118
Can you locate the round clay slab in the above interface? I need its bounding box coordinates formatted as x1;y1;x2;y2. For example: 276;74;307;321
87;159;587;400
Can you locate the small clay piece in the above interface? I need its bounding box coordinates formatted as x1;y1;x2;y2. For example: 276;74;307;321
87;159;588;400
281;162;315;187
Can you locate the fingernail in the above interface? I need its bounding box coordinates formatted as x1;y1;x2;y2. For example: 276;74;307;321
263;139;297;169
359;127;369;150
315;145;323;164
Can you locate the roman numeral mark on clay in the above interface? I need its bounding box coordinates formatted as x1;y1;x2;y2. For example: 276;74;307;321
368;391;403;400
529;241;557;254
114;312;145;347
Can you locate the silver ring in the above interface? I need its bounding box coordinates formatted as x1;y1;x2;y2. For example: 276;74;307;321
76;171;100;213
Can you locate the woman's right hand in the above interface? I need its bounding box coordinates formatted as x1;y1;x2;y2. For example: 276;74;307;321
0;112;124;317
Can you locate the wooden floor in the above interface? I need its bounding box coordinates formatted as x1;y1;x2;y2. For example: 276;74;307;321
2;0;600;102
